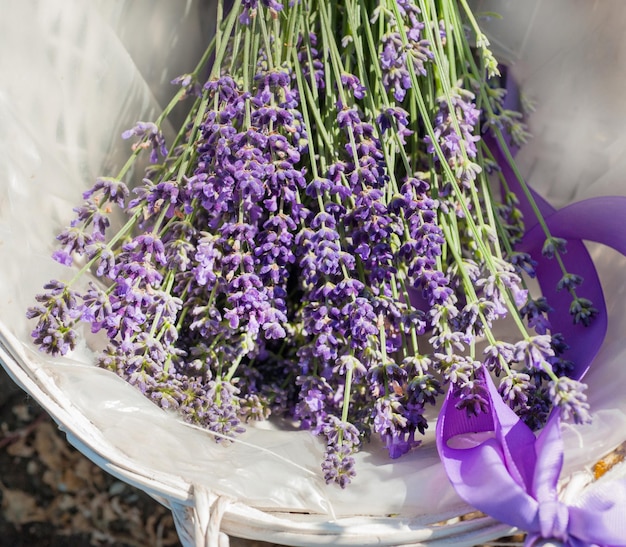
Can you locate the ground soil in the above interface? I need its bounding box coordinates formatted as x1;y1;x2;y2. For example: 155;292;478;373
0;365;181;546
0;364;283;546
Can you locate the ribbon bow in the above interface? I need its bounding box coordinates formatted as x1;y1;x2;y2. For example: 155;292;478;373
437;371;626;546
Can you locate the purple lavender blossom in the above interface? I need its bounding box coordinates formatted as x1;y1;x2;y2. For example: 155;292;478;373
515;335;555;371
548;376;591;424
171;73;201;98
83;177;129;208
341;73;366;100
294;375;333;432
453;378;490;417
521;297;552;335
380;35;412;102
239;0;284;24
122;121;168;164
569;297;598;327
509;251;537;278
482;341;516;374
376;106;413;145
320;415;360;487
27;281;80;356
81;281;113;334
424;87;482;188
396;177;449;307
380;0;433;102
373;395;424;458
128;180;182;222
499;369;531;409
52;226;91;266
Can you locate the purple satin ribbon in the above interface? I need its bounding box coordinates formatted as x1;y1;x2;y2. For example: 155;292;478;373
437;370;626;546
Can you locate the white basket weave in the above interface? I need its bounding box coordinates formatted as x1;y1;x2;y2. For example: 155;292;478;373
1;1;625;545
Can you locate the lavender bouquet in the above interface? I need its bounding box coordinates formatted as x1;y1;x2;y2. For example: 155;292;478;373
22;0;626;544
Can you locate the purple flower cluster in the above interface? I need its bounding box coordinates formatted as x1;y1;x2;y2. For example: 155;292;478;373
122;122;168;164
26;281;80;356
380;0;433;101
376;106;413;145
239;0;283;25
298;32;325;91
183;72;306;346
424;86;482;189
29;66;310;443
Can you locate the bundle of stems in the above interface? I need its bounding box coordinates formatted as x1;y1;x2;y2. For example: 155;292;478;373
28;0;592;487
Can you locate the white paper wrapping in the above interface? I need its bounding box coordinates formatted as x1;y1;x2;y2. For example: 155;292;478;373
1;1;625;545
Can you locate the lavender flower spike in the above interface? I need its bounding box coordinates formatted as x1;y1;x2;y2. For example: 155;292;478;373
122;121;168;163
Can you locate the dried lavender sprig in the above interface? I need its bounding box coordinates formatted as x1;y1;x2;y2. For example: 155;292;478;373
451;0;597;328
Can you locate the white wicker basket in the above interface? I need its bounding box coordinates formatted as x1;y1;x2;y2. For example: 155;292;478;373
1;1;625;545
